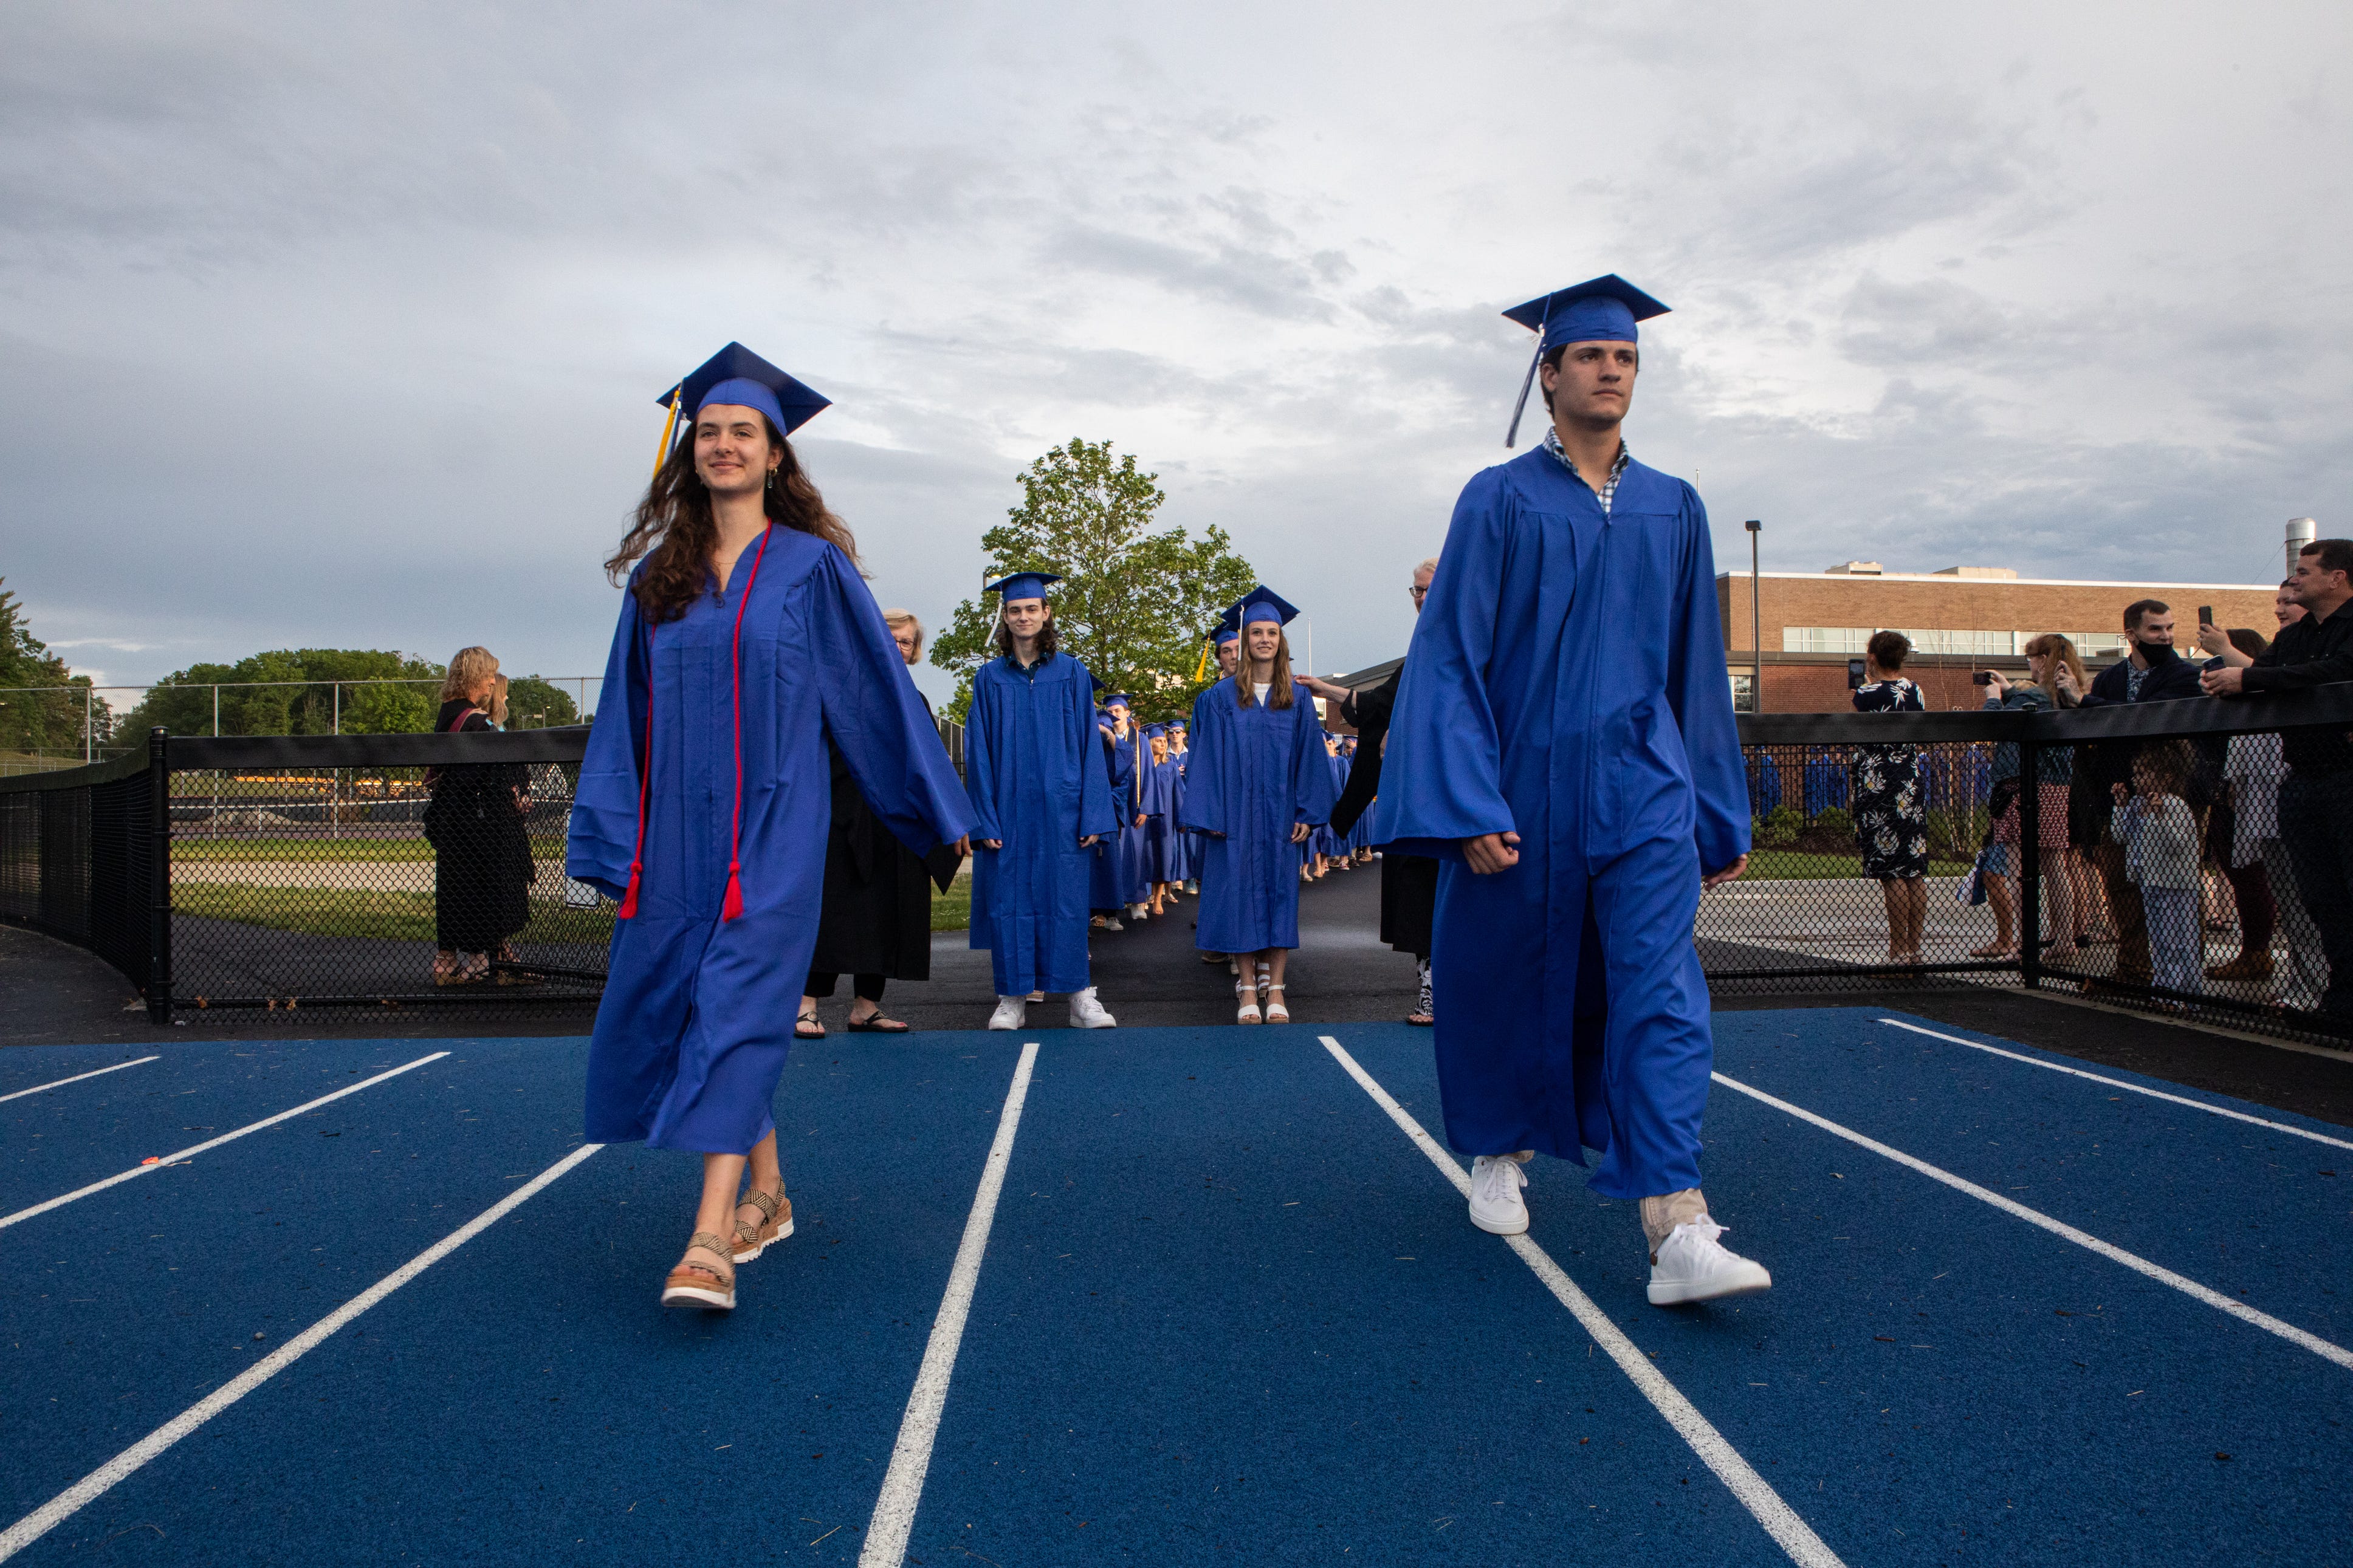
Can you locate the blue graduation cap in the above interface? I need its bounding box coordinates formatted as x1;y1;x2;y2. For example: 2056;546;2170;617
1212;609;1242;648
1235;586;1300;628
656;343;831;467
1102;691;1134;710
1501;275;1669;448
985;572;1063;604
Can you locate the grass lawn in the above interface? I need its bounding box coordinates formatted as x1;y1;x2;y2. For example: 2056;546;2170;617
173;883;610;945
173;835;461;863
1742;849;1973;881
174;875;971;942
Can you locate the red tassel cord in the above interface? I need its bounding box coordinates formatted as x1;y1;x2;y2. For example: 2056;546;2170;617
720;524;773;921
617;522;774;923
616;621;655;919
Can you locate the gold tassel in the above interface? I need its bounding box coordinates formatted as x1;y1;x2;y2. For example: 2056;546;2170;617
652;385;683;476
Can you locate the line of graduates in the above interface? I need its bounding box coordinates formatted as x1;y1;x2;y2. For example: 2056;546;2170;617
574;268;1780;1316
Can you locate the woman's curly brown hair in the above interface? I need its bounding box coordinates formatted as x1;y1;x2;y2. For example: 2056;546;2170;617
605;416;860;624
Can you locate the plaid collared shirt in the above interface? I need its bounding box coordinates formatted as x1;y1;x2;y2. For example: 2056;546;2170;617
1543;428;1632;515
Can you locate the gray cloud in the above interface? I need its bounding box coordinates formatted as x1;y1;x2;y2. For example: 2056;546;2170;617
2;0;2347;710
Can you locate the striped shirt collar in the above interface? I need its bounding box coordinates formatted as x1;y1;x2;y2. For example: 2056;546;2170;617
1542;428;1632;514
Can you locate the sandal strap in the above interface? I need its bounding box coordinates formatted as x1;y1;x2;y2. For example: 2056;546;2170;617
738;1186;781;1222
688;1231;734;1267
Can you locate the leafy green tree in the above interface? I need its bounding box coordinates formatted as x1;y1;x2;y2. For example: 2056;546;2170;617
112;649;445;737
0;578;94;755
504;675;582;730
929;438;1256;722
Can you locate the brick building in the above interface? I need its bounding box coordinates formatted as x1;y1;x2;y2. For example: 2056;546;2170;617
1714;562;2279;713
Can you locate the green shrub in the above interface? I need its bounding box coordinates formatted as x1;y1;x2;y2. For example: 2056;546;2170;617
1811;805;1853;839
1754;805;1802;849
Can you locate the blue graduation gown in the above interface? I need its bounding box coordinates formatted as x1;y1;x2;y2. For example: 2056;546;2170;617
1169;755;1195;881
1372;449;1749;1199
569;533;970;1154
967;654;1118;993
1087;728;1135;910
1139;756;1181;882
1187;680;1338;952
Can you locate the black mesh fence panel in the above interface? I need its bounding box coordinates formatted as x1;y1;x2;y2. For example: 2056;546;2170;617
2;699;2348;1047
1699;738;2014;991
168;756;609;1010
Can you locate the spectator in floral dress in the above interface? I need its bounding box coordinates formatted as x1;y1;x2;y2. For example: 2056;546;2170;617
1850;631;1929;963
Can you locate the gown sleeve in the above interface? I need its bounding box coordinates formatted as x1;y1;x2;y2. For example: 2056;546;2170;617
1372;468;1515;858
1181;686;1229;837
1291;700;1339;826
566;580;651;901
963;668;1004;843
809;546;973;855
1666;482;1753;874
1072;663;1119;840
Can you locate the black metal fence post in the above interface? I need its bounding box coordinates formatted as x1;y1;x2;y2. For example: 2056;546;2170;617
2017;731;2041;991
147;727;172;1022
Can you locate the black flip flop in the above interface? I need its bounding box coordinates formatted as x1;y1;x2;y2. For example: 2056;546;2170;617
845;1014;910;1033
794;1010;826;1039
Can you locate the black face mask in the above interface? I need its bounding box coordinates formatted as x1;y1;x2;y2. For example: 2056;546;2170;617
2137;637;2179;665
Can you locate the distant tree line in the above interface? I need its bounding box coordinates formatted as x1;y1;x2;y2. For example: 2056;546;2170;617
0;578;94;755
110;652;583;738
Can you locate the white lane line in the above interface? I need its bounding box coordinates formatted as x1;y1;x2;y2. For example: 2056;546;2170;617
0;1052;448;1233
0;1056;161;1104
0;1138;600;1561
1873;1017;2353;1154
1712;1070;2353;1374
860;1041;1040;1568
1320;1036;1846;1568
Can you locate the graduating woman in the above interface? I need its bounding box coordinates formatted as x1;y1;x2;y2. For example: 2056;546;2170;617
966;573;1120;1031
570;343;971;1312
1185;587;1339;1023
1166;722;1197;895
1138;725;1181;914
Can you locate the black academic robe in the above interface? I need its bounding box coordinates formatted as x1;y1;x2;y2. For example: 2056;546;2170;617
1333;665;1435;958
807;694;961;981
426;699;533;954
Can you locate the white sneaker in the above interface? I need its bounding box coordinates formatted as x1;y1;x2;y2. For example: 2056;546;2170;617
1102;916;1124;931
987;996;1026;1032
1068;986;1117;1029
1467;1154;1528;1235
1647;1217;1772;1306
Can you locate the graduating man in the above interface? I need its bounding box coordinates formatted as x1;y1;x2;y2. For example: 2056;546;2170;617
964;572;1119;1030
1375;276;1768;1306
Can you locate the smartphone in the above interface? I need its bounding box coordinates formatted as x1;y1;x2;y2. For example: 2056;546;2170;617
1971;671;1994;686
2199;604;2214;626
1847;658;1866;691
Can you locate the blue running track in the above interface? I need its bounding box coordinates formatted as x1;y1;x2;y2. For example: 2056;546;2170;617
1;1009;2345;1564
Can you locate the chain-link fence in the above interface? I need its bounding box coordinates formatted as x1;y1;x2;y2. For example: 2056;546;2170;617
4;694;2349;1042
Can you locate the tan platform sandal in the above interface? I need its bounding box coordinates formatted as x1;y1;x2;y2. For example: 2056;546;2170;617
660;1232;737;1310
731;1183;795;1264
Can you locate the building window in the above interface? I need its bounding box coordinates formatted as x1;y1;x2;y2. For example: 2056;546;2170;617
1782;626;2128;659
1782;627;1875;653
1730;673;1754;710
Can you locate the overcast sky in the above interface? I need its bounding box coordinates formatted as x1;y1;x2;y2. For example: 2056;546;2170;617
2;1;2345;704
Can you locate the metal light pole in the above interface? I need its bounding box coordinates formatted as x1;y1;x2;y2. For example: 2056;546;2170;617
1745;520;1763;713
